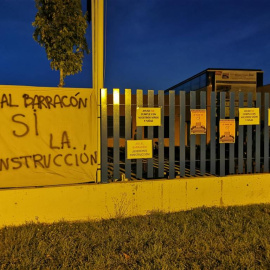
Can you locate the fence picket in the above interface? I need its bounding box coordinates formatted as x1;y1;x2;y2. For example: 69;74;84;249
200;91;206;176
125;89;132;179
264;93;269;172
147;90;154;178
190;91;196;176
169;91;175;179
229;92;235;174
246;93;253;173
136;90;143;179
113;88;120;180
158;90;164;178
180;91;186;177
101;88;108;183
255;93;261;173
238;93;244;174
210;92;216;175
219;92;225;176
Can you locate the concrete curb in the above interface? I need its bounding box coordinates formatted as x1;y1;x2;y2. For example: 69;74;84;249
0;174;270;227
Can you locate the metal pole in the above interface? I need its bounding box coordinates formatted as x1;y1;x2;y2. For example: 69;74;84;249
91;0;104;183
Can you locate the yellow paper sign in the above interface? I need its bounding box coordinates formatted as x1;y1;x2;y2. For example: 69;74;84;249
0;85;98;188
219;119;235;143
127;140;152;159
136;107;161;126
239;108;260;125
268;109;270;126
190;109;206;134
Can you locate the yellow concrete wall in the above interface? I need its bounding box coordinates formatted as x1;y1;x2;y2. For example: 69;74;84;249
0;174;270;228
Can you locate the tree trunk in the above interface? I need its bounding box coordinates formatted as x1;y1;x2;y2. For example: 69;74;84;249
59;68;64;87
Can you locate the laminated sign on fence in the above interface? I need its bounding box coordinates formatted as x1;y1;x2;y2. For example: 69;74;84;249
0;86;98;188
127;140;152;159
219;119;235;143
136;107;161;126
239;108;260;125
190;109;206;135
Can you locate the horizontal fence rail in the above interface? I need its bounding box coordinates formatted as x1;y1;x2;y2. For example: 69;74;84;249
101;89;270;183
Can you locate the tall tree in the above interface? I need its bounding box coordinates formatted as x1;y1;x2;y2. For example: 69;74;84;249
33;0;89;87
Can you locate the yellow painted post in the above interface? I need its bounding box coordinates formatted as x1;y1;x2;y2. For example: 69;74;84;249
113;88;120;180
91;0;104;182
101;88;108;182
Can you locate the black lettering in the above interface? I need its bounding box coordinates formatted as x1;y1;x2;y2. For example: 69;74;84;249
78;97;87;108
0;158;9;171
54;95;63;108
23;94;30;107
45;96;54;109
64;154;73;166
43;154;51;168
34;112;39;136
9;94;19;107
11;157;22;170
33;154;44;168
50;134;60;149
70;96;78;107
23;94;33;108
61;131;71;149
12;114;29;137
32;95;40;109
1;94;9;108
21;94;88;109
61;96;70;107
53;154;62;167
75;154;79;166
91;151;97;165
80;153;89;164
0;152;98;171
37;95;48;109
19;156;32;168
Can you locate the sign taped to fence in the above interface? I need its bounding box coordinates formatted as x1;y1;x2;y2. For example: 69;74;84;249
190;109;206;134
268;109;270;126
0;85;98;188
239;108;260;125
219;119;235;143
127;140;152;159
136;107;161;126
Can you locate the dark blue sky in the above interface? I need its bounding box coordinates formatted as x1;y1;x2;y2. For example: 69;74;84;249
1;0;270;91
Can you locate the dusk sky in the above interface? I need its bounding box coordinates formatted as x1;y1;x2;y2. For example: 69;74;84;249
1;0;270;92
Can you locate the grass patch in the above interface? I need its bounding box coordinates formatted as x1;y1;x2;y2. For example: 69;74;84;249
1;204;270;269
